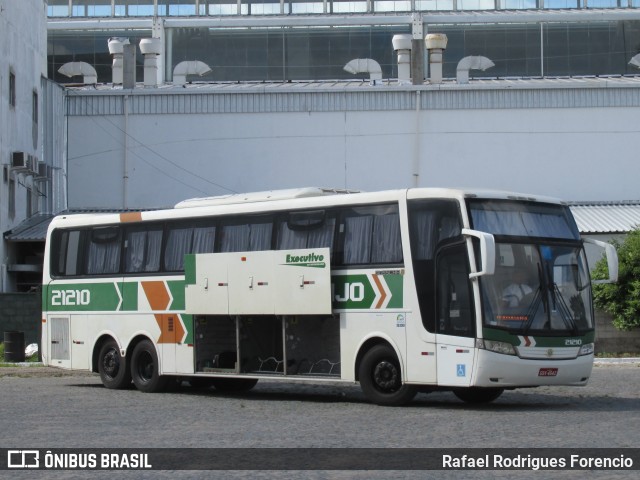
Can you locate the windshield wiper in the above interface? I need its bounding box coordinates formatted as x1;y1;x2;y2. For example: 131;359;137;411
552;283;579;335
522;288;542;335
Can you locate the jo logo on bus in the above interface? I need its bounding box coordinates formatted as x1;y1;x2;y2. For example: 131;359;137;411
334;282;366;303
332;274;403;309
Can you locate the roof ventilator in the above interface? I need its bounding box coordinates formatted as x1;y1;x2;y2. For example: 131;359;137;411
343;59;382;86
58;62;98;84
392;34;413;85
425;34;448;85
139;38;162;88
172;61;212;86
108;37;130;85
456;56;495;84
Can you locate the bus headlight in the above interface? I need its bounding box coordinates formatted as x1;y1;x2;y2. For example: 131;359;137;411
479;339;516;356
578;343;594;356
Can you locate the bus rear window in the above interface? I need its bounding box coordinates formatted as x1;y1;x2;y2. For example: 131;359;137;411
51;229;82;277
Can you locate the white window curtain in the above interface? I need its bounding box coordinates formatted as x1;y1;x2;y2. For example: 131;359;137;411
220;224;249;252
277;222;307;250
410;210;438;260
87;239;120;274
371;214;402;263
126;230;162;273
193;226;216;254
165;227;193;271
221;223;272;252
277;216;335;251
343;215;373;264
249;223;272;251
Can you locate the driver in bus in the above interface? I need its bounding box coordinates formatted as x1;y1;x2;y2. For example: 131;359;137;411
502;269;534;307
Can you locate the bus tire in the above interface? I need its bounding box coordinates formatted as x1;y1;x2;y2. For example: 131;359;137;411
130;339;169;393
358;344;416;406
453;387;504;404
97;339;131;389
211;378;258;392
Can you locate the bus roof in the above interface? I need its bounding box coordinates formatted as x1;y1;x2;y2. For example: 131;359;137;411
47;187;566;232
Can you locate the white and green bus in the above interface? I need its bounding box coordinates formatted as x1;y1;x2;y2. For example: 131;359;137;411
42;188;617;405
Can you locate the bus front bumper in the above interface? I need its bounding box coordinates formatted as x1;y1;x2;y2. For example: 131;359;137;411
472;349;594;388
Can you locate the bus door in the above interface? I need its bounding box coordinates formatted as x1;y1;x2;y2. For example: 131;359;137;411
49;315;72;369
434;243;476;387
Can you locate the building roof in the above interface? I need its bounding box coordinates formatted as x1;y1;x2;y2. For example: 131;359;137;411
569;202;640;234
3;214;55;242
4;209;151;242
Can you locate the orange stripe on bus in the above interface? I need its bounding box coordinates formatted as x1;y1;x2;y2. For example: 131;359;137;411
155;314;186;344
141;281;171;310
372;274;387;309
120;212;142;223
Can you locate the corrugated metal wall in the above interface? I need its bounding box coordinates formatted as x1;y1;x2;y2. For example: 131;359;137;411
65;82;640;116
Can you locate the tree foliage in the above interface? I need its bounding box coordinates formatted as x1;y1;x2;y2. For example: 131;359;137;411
592;229;640;330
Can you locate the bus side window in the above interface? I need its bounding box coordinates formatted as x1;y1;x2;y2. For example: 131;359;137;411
408;199;463;333
163;224;216;272
218;216;273;253
339;204;402;266
86;227;121;275
276;210;335;256
436;244;475;338
51;229;82;277
125;227;163;273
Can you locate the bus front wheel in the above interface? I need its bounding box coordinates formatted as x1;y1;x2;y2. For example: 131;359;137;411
130;340;169;393
98;339;131;389
358;344;416;406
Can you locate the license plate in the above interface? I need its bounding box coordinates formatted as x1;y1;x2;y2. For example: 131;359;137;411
538;368;558;377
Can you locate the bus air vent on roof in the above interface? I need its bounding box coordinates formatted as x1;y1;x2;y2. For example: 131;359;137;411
174;187;359;209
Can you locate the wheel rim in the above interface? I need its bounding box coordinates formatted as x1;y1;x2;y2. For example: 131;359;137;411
102;348;120;380
372;360;399;392
136;351;154;383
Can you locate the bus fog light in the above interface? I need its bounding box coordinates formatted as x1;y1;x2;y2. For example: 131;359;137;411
482;340;516;356
578;343;594;356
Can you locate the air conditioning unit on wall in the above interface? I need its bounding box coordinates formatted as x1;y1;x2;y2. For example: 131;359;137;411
35;161;51;182
11;152;30;171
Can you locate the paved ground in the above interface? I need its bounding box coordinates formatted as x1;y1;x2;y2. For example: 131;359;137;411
1;361;638;479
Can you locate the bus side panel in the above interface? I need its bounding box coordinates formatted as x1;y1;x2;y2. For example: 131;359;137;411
70;314;91;370
404;312;437;384
340;311;408;383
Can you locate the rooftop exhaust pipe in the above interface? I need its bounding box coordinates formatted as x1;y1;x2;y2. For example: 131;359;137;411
58;62;97;84
343;58;382;85
139;38;162;87
108;37;130;85
456;56;495;84
172;61;212;86
392;34;413;84
425;33;448;85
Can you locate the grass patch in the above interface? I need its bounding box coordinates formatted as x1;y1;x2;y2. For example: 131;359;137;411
0;342;40;364
595;352;640;358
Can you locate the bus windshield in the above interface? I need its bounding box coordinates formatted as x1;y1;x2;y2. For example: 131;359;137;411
468;199;580;240
468;199;592;334
479;242;593;334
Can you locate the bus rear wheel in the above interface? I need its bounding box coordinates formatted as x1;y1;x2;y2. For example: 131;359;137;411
453;387;504;404
98;339;131;389
358;344;416;406
130;339;169;393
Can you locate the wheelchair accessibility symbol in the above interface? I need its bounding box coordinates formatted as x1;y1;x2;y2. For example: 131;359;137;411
456;364;466;377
